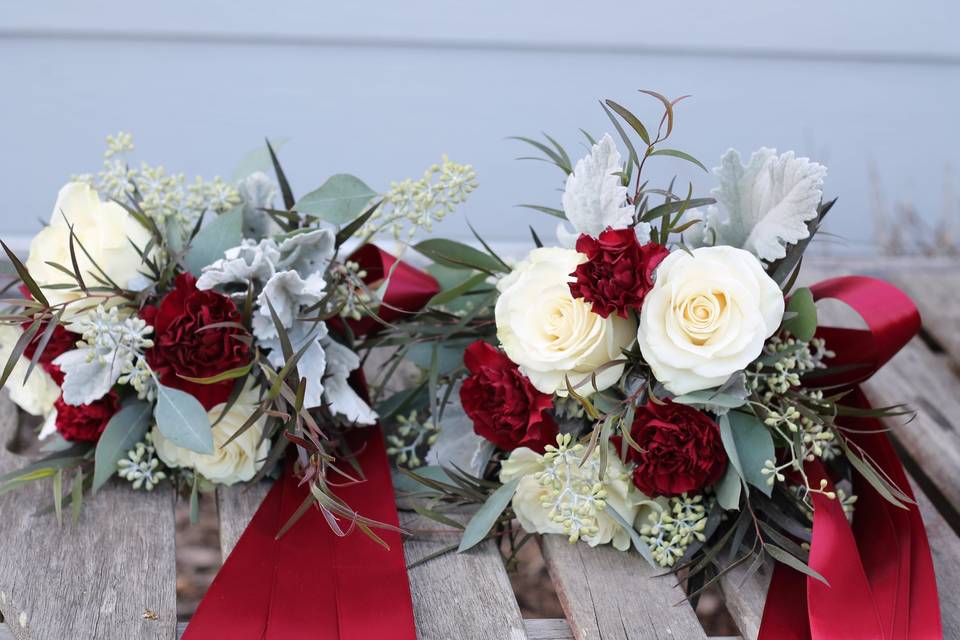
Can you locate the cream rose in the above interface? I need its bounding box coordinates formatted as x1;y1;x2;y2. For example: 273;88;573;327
500;440;638;550
25;182;154;309
638;245;784;395
495;247;636;396
152;382;270;485
0;325;59;416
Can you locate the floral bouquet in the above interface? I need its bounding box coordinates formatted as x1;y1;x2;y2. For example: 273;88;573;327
0;134;476;638
386;93;941;637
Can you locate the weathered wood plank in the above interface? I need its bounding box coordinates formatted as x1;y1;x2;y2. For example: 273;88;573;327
540;535;707;640
0;394;178;640
720;476;960;640
216;484;530;639
1;618;571;640
884;269;960;368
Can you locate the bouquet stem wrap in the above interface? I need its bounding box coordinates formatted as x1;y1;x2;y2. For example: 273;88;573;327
758;276;942;640
183;245;438;640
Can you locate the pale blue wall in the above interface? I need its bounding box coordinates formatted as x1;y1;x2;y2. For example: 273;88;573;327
2;1;959;252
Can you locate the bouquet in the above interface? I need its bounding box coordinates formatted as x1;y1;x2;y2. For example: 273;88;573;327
0;134;476;638
386;93;940;638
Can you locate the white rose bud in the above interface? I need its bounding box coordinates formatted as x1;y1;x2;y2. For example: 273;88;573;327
638;245;784;395
152;381;270;486
495;247;636;396
26;182;154;310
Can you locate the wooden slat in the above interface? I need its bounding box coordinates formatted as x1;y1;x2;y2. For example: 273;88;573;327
540;535;707;640
0;394;178;640
215;484;531;639
720;476;960;639
884;268;960;367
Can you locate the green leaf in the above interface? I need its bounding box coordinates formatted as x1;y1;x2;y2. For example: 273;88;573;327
406;340;468;375
392;465;450;494
53;468;63;526
783;287;817;342
673;390;747;410
649;148;708;172
154;384;213;454
232;137;290;181
92;400;152;494
177;360;254;385
721;412;775;497
604;99;651;145
641;198;715;223
715;464;742;510
71;467;84;526
266;138;296;210
183;206;243;276
766;544;829;586
458;477;520;552
517;204;567;220
294;174;376;224
413;239;507;273
428;272;489;306
0;239;48;306
606;505;656;567
335;200;382;247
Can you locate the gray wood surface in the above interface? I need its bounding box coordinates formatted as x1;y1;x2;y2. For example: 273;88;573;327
540;535;707;640
0;394;178;640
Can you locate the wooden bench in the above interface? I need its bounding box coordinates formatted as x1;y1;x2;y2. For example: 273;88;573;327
0;257;958;639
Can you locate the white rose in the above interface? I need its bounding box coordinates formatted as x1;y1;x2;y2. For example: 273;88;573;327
500;442;638;551
495;247;636;396
152;382;270;485
25;182;154;309
638;245;784;395
0;325;60;417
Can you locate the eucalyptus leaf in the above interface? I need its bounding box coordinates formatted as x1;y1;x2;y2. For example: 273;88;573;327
766;544;829;586
715;464;742;510
93;400;152;493
294;174;375;224
428;272;489;307
606;505;656;567
457;477;520;553
413;239;507;273
183;206;243;276
392;465;450;494
154;384;213;454
783;287;818;342
722;411;775;496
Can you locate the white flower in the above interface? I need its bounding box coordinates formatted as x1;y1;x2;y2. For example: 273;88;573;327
151;381;270;485
495;247;635;396
25;182;154;309
703;149;827;261
0;325;60;416
500;436;638;550
558;134;650;244
638;246;784;395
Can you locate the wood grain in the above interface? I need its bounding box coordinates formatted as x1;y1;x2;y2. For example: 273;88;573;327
540;535;707;640
0;394;178;640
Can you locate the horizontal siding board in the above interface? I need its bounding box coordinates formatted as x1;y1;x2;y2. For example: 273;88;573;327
0;37;958;252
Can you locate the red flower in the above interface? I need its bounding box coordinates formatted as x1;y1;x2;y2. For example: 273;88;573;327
21;321;79;386
618;399;727;497
460;340;558;452
141;273;249;410
569;228;669;319
55;392;120;442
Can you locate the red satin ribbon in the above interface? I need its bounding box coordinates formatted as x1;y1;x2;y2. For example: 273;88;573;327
758;276;942;640
184;244;438;640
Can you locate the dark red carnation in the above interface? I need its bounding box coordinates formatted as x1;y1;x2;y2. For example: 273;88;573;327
141;273;249;410
54;392;120;442
460;340;558;452
569;228;669;319
617;399;727;497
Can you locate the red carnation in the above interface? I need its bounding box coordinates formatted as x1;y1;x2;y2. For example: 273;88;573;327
141;273;249;410
55;392;120;442
460;340;558;452
21;320;79;386
569;228;669;319
618;399;727;497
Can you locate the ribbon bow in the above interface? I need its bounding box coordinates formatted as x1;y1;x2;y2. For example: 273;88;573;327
758;276;942;640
